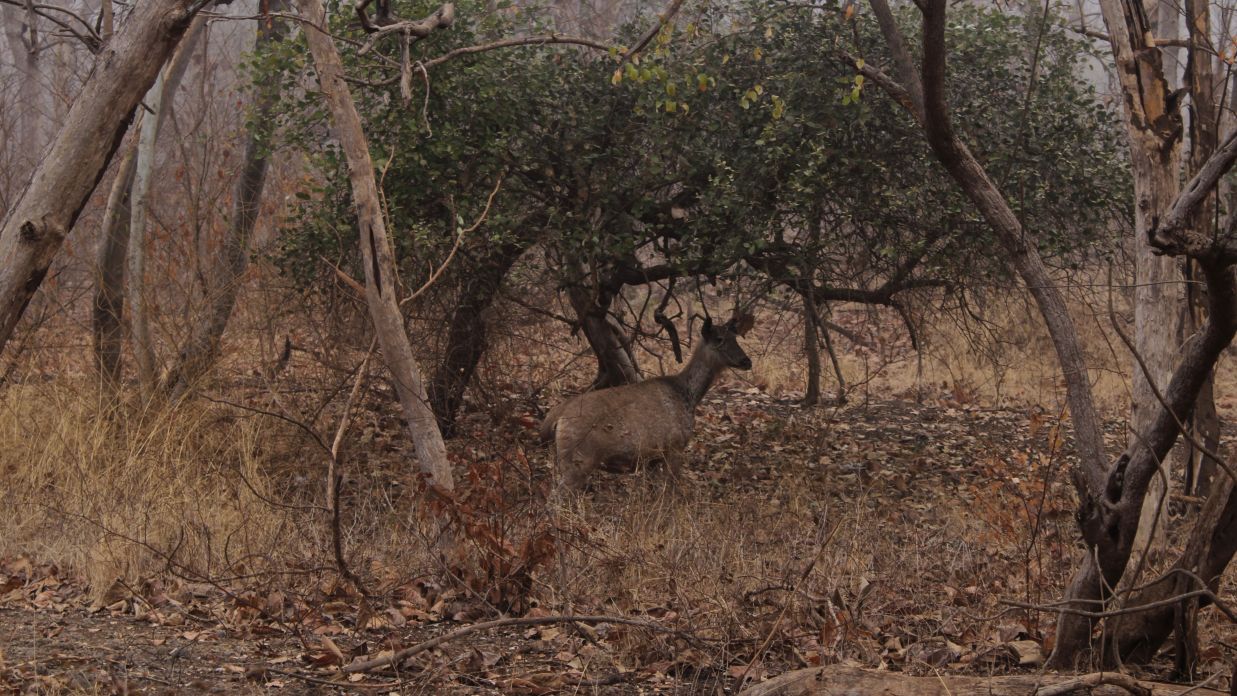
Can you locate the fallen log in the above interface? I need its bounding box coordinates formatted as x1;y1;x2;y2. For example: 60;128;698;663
739;665;1226;696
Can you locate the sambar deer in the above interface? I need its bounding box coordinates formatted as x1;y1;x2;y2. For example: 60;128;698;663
541;313;754;491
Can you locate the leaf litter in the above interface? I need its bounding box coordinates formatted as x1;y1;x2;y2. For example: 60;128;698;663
3;385;1234;694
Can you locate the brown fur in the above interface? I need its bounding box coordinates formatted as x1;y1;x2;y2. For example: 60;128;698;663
543;316;753;491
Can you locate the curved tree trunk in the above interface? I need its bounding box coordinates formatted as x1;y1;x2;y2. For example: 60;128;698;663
428;242;525;437
0;0;199;356
163;0;288;399
129;14;208;394
92;140;140;392
297;0;455;492
566;282;640;389
1109;465;1237;669
891;0;1229;668
126;70;167;392
862;0;1237;670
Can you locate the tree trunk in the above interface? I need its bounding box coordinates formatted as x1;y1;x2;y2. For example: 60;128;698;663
1043;0;1185;666
820;313;848;405
1178;0;1221;503
802;290;821;407
92;140;140;392
127;70;167;392
566;282;640;389
428;243;525;437
898;0;1237;669
0;0;198;357
1126;152;1183;593
1054;262;1237;669
864;0;1237;670
2;4;44;166
1190;371;1220;496
1108;465;1237;669
163;0;288;398
92;14;204;396
125;13;207;394
1110;32;1227;660
296;0;455;491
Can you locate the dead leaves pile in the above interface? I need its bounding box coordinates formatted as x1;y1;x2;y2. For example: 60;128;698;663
0;393;1147;693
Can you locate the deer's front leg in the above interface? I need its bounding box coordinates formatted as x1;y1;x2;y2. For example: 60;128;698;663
660;449;690;493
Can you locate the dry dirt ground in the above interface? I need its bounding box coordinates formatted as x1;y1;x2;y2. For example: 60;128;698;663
2;386;1235;695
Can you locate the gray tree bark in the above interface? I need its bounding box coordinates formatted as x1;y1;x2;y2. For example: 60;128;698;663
566;282;640;389
127;70;168;392
2;4;44;166
296;0;455;491
163;0;289;398
428;242;525;436
859;0;1237;669
92;138;140;391
127;13;208;394
0;0;198;356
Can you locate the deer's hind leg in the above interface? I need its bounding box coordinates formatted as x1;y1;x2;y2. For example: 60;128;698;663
650;448;689;495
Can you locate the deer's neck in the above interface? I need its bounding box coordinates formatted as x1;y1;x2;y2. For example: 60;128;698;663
674;346;723;408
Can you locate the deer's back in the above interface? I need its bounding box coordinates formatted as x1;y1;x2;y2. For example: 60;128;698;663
551;378;694;468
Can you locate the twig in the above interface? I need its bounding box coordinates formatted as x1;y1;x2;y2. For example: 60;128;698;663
327;337;377;597
341;615;701;673
574;672;649;688
1000;589;1237;622
617;0;688;68
399;173;504;306
219;11;402;68
424;34;610;70
266;667;415;689
736;515;840;689
321;255;367;297
0;0;102;50
1175;672;1223;695
357;2;453;46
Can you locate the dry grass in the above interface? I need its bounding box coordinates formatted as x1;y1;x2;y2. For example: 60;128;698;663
0;382;296;599
4;277;1236;689
741;289;1142;416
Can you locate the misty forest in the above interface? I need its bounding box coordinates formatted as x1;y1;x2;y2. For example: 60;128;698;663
9;0;1237;692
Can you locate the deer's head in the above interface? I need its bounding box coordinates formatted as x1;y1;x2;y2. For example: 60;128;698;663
701;313;754;370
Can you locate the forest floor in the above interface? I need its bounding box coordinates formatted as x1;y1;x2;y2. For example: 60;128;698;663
5;381;1237;695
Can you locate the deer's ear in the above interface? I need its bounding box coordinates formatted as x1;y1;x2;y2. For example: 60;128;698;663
732;313;755;336
701;317;714;339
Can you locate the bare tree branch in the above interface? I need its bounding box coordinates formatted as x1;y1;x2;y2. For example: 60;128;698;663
617;0;687;68
1151;128;1237;258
